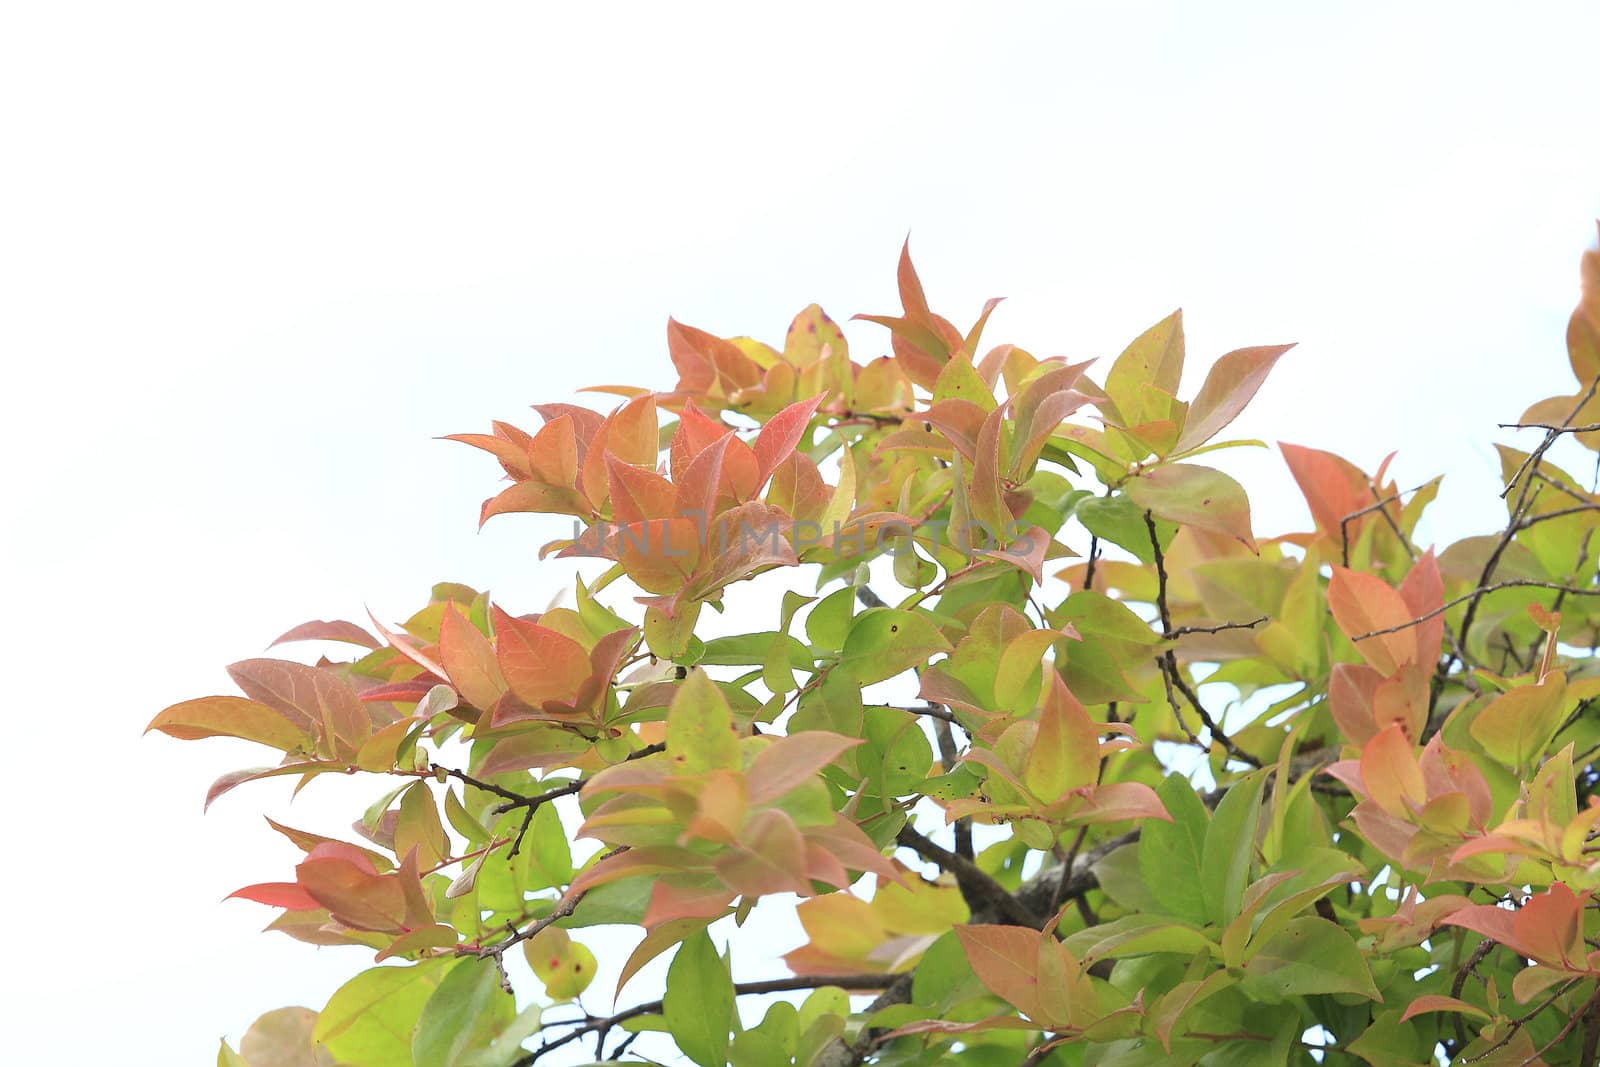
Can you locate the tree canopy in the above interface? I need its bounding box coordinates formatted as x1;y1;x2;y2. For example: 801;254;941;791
157;232;1600;1066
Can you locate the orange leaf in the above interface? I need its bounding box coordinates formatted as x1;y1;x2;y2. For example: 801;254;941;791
1327;567;1417;675
1360;724;1426;818
1173;344;1293;455
146;695;309;753
955;924;1045;1022
492;607;590;709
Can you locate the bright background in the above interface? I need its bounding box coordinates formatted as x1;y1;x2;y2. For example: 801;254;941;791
3;3;1599;1064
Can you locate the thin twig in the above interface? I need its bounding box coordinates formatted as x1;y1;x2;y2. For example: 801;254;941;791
1352;579;1600;642
1162;616;1267;640
1146;511;1261;767
514;974;895;1065
1500;421;1600;434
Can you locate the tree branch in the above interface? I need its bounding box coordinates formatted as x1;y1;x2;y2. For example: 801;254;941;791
896;825;1042;927
515;974;896;1065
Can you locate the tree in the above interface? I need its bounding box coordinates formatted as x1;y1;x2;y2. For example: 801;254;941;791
154;231;1600;1067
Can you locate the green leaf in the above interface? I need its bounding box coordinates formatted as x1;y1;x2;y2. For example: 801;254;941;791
518;802;574;890
663;929;735;1067
413;958;512;1067
1240;917;1379;1002
804;588;854;656
1075;495;1171;564
1138;775;1210;925
1105;309;1185;427
1200;771;1265;926
314;960;451;1066
1124;463;1257;551
1469;673;1568;773
218;1041;249;1067
666;669;741;773
1062;913;1214;963
838;608;951;685
864;707;934;799
240;1006;331;1067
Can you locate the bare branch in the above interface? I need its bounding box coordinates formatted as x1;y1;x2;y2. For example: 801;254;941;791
1352;578;1600;642
1499;421;1600;434
515;974;896;1065
1162;616;1267;640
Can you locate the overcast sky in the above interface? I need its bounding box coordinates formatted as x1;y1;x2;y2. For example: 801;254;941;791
4;3;1600;1064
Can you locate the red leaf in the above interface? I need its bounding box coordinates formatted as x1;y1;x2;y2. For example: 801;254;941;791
753;394;824;483
227;882;321;911
1280;443;1370;539
1399;995;1490;1023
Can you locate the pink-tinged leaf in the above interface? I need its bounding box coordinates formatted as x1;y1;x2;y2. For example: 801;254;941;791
375;924;459;962
1441;902;1520;951
362;614;450;682
642;881;736;930
268;620;380;650
227;882;321;911
438;606;506;712
146;695;308;753
896;237;932;321
1326;567;1417;676
968;407;1011;535
1360;724;1426;818
1512;963;1573;1005
1397;549;1445;669
955;925;1045;1022
355;678;440;704
478;480;591;524
569;846;707;896
524;414;580;487
295;845;408;933
919;398;988;462
746;732;863;805
1153;971;1236;1052
714;809;811;897
753;394;824;483
1328;662;1384;746
441;427;534;479
1511;882;1589;970
533;402;605;450
805;815;901;884
616;917;715;1000
492;606;589;709
1172;344;1294;455
1063;781;1172;826
1124;463;1257;551
1399;995;1491;1023
203;762;344;811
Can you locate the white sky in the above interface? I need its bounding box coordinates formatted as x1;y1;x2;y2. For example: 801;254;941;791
3;3;1600;1064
